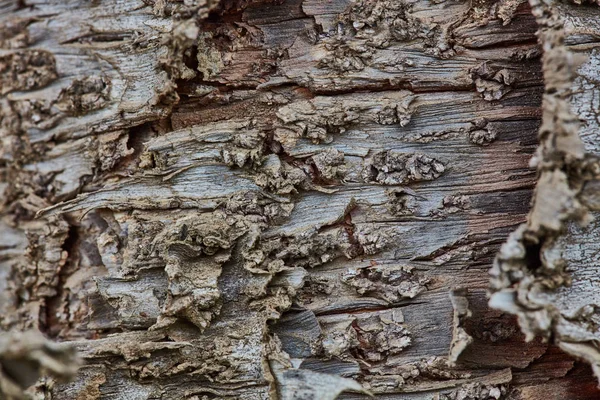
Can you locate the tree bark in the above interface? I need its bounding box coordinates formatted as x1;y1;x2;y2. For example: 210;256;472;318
0;0;599;399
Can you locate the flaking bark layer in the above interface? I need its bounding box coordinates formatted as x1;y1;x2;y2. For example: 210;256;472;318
1;0;599;399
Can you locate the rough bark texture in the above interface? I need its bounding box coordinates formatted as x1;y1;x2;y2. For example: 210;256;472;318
0;0;599;399
490;0;600;386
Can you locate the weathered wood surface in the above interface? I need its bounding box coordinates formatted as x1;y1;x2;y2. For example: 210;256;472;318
0;0;598;398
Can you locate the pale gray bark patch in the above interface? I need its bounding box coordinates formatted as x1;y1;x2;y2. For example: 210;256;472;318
448;288;473;366
271;362;370;400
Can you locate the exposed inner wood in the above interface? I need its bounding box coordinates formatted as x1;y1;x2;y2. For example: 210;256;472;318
0;0;599;399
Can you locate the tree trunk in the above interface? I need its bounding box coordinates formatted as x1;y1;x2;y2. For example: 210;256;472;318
1;0;599;399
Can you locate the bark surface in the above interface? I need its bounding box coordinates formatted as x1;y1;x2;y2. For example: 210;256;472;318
0;0;599;399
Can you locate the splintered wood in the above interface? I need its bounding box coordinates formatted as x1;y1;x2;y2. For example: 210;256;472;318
1;0;599;399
